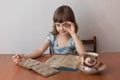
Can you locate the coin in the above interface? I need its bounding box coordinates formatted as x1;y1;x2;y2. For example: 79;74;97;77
63;23;71;28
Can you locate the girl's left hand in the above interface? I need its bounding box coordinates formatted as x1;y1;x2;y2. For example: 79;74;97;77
63;21;76;35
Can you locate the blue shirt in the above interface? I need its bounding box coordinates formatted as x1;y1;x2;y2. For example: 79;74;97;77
45;33;76;54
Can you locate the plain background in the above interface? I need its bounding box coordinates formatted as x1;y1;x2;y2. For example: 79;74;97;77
0;0;120;54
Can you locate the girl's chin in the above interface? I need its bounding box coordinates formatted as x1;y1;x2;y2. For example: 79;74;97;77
59;32;67;35
60;34;69;37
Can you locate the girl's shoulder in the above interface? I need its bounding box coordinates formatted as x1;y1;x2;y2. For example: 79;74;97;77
46;33;54;37
68;35;80;45
45;33;56;44
45;33;55;39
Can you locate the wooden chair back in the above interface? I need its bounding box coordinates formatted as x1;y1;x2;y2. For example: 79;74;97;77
82;36;97;52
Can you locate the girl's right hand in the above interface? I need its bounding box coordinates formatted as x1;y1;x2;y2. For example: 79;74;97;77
12;54;24;64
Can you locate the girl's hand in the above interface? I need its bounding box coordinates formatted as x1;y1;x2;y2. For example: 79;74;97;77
12;54;24;64
63;21;75;35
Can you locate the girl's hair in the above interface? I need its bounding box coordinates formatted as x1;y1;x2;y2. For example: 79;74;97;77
50;5;78;35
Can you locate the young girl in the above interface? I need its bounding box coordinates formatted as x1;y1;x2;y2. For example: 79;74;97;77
12;5;85;64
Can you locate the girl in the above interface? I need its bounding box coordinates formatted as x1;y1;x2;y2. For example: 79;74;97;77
12;5;85;64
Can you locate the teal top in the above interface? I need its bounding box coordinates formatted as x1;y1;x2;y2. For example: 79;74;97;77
45;33;77;54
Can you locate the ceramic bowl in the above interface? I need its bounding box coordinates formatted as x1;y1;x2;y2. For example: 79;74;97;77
80;63;106;74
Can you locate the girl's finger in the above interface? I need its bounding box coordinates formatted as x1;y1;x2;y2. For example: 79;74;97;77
14;59;19;64
14;54;19;59
12;55;17;59
16;55;19;59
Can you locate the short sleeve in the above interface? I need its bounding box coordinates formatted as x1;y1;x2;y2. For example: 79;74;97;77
45;33;55;45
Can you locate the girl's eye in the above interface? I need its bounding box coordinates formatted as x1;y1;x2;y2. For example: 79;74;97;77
56;24;60;27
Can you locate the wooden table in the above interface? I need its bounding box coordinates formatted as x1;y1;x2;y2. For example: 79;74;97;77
0;52;120;80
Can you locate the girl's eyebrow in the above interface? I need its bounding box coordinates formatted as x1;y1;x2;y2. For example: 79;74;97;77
55;23;59;25
55;23;61;25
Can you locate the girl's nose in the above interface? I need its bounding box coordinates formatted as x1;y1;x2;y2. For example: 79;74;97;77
61;27;66;30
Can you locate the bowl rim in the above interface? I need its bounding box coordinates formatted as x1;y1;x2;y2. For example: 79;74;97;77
84;52;99;57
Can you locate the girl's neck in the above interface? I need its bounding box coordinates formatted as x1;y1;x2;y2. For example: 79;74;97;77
56;34;70;47
57;34;70;40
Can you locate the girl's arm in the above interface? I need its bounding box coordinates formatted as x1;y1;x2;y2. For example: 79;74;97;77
71;33;85;56
12;39;50;64
24;39;50;58
64;21;85;56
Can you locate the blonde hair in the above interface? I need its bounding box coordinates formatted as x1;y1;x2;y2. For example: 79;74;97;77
50;5;78;35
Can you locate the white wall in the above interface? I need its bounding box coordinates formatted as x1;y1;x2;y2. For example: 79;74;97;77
77;0;120;52
0;0;120;54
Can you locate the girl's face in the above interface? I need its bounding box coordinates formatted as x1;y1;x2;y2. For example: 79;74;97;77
55;22;70;36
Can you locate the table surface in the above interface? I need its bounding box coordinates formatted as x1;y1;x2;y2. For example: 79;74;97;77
0;52;120;80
